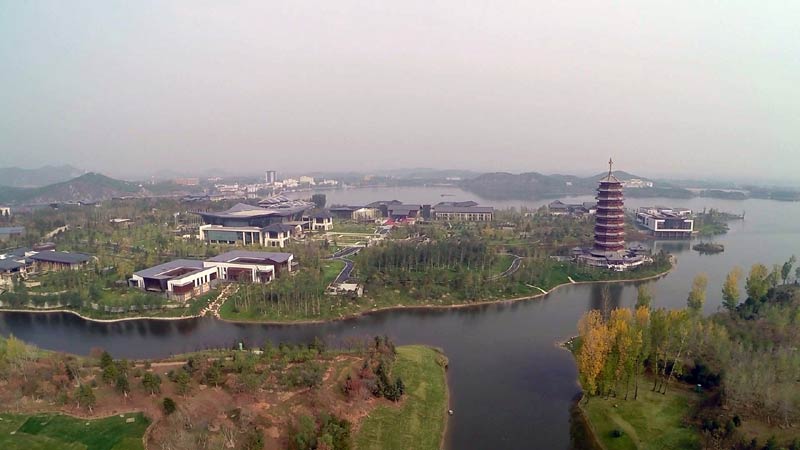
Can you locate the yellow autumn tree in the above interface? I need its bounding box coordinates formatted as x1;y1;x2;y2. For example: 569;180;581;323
577;310;611;397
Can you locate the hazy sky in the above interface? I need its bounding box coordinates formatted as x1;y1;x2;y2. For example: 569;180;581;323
1;1;798;180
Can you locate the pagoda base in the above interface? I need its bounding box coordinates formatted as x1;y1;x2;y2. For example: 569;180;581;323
573;246;652;272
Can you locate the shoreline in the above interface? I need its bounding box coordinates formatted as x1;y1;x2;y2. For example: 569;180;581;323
0;261;674;326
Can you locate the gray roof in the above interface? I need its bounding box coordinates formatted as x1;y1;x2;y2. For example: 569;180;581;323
264;223;296;233
388;204;421;215
0;227;25;234
133;259;205;279
30;251;92;265
313;210;332;219
207;250;293;264
434;205;494;214
0;259;23;271
197;202;309;220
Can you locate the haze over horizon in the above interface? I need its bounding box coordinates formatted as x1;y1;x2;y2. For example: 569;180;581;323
2;1;798;182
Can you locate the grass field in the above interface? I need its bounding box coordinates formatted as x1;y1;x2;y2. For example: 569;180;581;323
0;412;149;450
355;345;448;450
580;386;700;450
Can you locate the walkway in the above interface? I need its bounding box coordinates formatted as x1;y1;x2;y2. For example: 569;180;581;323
489;254;523;281
200;283;238;318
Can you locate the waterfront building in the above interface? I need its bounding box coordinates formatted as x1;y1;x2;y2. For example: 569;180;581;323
130;259;218;302
131;251;295;301
635;207;694;238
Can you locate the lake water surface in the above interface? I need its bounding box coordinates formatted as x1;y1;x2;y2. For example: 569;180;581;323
2;187;798;449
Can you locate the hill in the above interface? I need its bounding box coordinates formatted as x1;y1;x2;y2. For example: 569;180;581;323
0;165;85;188
0;173;144;205
460;171;692;200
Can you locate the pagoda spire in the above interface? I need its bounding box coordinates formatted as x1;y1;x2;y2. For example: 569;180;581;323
608;157;613;177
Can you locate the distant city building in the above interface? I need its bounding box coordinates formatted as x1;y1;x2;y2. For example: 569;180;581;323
635;207;694;238
0;206;11;217
299;176;316;185
265;170;277;184
174;178;200;186
621;178;654;189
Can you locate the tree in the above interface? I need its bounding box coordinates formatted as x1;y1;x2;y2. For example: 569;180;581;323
142;372;162;395
204;361;223;387
721;267;742;313
115;373;130;395
745;264;769;301
162;397;177;415
76;384;96;412
782;255;796;285
576;310;611;396
687;274;708;312
175;369;191;396
99;351;113;370
102;363;119;385
311;194;326;209
635;285;652;309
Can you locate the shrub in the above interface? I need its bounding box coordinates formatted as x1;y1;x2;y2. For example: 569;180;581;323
162;397;176;415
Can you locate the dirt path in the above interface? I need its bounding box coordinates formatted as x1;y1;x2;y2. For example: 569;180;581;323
201;283;238;318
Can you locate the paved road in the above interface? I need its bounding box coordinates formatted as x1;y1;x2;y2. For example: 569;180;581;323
330;246;362;284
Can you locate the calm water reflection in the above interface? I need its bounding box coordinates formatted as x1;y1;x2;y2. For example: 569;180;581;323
2;192;799;450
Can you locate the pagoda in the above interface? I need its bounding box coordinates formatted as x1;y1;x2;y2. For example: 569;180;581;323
593;158;626;253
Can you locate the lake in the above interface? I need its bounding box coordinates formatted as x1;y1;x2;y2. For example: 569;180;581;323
2;187;798;449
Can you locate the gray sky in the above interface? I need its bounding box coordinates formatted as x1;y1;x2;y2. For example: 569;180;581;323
1;1;798;181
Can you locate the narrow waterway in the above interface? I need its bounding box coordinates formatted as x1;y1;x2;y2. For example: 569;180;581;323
2;190;798;450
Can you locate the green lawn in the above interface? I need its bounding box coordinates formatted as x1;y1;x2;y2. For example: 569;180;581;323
580;386;700;450
355;346;448;450
0;412;149;450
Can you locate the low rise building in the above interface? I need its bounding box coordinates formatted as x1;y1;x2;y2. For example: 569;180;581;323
204;250;295;281
0;226;25;242
30;251;92;271
635;207;694;238
131;251;296;301
547;200;597;216
308;210;333;231
432;203;494;221
130;259;218;302
197;201;313;246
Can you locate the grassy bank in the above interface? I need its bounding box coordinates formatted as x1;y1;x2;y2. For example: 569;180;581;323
0;412;149;450
578;387;700;450
355;345;449;450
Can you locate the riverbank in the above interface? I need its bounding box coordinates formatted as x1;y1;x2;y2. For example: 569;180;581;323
355;345;450;450
0;258;675;325
217;258;675;325
574;386;701;450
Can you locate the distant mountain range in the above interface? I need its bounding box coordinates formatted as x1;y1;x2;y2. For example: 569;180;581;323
459;171;695;200
0;165;86;188
0;173;144;205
